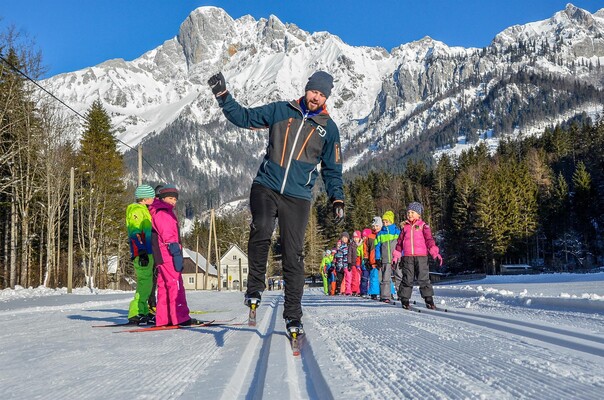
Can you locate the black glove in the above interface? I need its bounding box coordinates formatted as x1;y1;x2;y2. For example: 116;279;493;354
168;243;184;272
138;250;149;267
376;259;382;269
207;72;228;98
332;200;344;223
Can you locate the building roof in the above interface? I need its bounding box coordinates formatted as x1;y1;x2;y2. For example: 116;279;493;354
182;248;217;275
220;244;248;264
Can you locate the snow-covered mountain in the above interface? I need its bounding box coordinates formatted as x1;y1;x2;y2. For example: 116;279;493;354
45;4;604;206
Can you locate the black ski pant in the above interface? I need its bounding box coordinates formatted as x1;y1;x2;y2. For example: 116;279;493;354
246;183;310;321
335;270;344;293
398;256;434;300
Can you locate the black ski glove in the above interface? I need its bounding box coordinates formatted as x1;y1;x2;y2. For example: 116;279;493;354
332;200;345;224
207;72;228;99
138;250;149;267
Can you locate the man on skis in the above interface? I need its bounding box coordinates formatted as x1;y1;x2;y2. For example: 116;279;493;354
207;70;345;338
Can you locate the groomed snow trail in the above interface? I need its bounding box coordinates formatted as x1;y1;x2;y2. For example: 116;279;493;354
0;280;603;399
302;288;604;399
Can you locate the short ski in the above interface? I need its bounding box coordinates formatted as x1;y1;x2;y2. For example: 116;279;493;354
406;300;448;312
93;320;157;327
120;319;217;332
248;304;257;327
189;309;228;314
287;332;304;356
119;319;241;333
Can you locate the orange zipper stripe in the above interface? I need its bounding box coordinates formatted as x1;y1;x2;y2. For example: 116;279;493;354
280;118;293;166
296;128;316;160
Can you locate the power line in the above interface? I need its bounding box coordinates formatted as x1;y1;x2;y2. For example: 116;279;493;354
0;52;166;182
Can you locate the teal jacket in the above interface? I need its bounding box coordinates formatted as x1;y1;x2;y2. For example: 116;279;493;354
374;224;401;264
218;93;344;202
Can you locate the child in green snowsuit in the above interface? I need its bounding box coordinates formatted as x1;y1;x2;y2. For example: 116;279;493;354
320;250;332;295
126;184;156;324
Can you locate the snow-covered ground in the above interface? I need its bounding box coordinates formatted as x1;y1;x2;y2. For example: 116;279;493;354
1;273;603;399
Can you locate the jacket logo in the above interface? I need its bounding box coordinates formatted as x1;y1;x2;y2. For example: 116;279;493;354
317;125;327;137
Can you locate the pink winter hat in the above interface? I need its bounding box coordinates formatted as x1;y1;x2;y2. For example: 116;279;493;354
353;230;361;238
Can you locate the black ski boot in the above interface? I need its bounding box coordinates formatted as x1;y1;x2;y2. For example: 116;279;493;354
244;291;262;308
285;319;305;337
401;299;410;310
424;296;436;310
128;314;150;325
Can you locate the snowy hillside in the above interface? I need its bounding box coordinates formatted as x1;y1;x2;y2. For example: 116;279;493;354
1;273;603;399
43;4;604;204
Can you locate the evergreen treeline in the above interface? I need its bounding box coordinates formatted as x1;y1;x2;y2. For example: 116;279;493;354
318;120;604;274
349;70;604;177
1;31;129;290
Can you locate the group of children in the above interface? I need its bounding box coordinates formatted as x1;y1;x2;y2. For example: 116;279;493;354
126;187;442;325
126;184;201;326
319;202;443;310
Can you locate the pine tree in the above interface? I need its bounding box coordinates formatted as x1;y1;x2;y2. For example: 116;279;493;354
430;154;455;229
76;99;126;288
348;177;376;230
304;206;328;277
571;161;595;256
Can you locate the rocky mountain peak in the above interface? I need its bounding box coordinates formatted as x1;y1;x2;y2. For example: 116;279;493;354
43;4;604;207
563;3;595;26
177;6;235;67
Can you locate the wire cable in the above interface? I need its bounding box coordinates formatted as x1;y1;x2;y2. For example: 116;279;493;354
0;52;166;181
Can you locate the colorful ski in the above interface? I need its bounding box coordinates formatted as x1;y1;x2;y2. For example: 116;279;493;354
248;304;257;327
120;320;217;333
189;309;229;314
287;332;304;356
118;318;245;333
92;322;139;328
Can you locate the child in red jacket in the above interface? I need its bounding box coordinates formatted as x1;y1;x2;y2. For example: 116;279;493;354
392;202;443;310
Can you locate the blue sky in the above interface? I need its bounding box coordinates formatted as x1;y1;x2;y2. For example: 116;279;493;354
2;0;603;78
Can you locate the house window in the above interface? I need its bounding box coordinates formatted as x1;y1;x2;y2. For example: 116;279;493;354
188;277;194;284
243;268;248;274
232;255;237;260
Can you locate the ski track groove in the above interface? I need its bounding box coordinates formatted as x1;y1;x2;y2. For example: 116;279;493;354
441;307;604;344
306;290;603;399
410;300;604;358
219;295;279;400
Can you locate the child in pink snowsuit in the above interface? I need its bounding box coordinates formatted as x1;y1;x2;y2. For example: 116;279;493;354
392;202;443;310
343;265;352;295
149;185;192;326
350;230;362;295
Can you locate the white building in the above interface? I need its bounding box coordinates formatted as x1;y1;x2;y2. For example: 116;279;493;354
219;244;249;290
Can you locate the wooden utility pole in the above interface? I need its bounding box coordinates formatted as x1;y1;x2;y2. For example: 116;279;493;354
195;234;199;290
205;212;212;290
137;144;142;186
212;210;220;291
204;209;221;291
238;258;243;292
67;167;74;293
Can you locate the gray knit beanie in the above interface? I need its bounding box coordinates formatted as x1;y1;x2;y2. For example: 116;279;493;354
407;202;423;216
304;71;334;98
